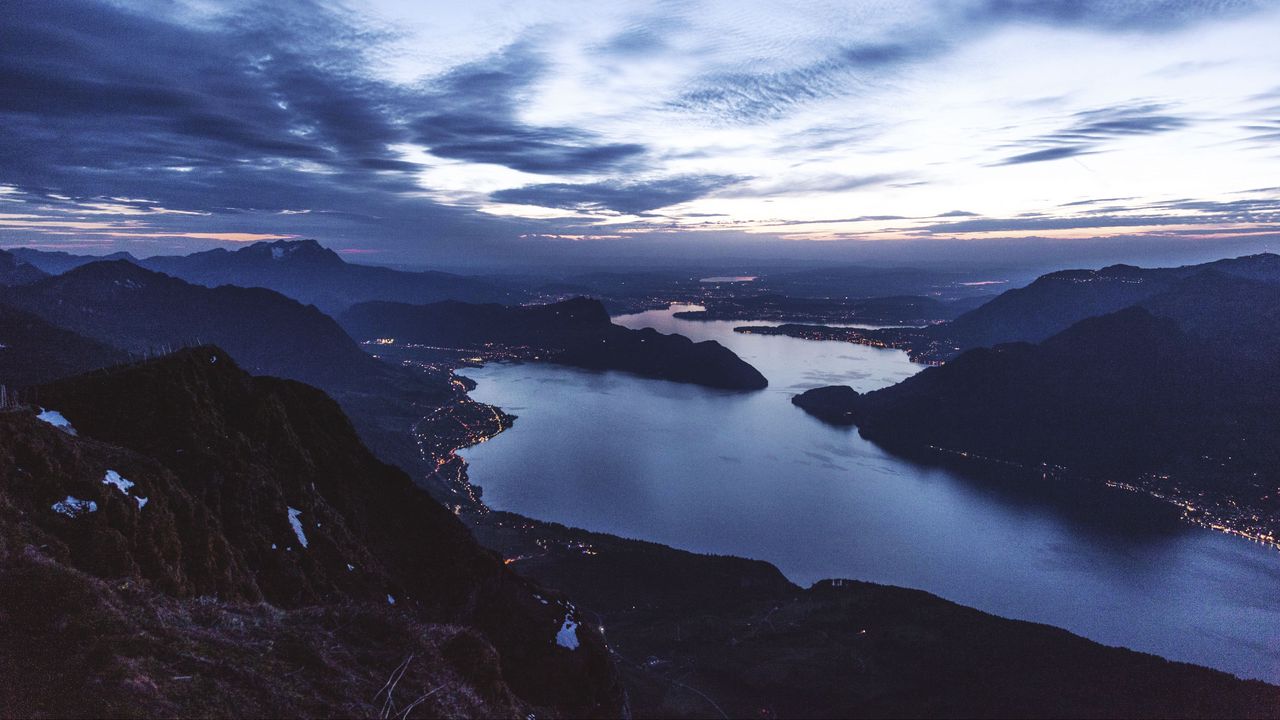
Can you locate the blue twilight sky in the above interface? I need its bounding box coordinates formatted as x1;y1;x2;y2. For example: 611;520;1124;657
1;0;1279;267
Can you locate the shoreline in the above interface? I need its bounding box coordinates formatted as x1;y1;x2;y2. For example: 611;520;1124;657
413;363;1280;688
915;443;1280;552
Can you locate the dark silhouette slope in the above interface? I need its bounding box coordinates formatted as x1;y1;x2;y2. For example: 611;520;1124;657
1;347;621;716
478;515;1280;718
797;271;1280;529
0;302;127;387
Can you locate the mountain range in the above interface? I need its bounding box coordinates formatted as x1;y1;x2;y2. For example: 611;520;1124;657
12;240;518;314
907;253;1280;360
792;264;1280;544
1;259;385;393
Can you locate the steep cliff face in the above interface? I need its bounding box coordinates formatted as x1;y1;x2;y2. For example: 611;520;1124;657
0;347;622;717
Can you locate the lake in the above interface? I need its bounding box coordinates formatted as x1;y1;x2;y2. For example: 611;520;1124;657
459;304;1280;682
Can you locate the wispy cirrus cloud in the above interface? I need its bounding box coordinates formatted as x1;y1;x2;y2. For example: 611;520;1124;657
491;175;745;214
962;0;1266;31
993;103;1190;165
667;41;939;124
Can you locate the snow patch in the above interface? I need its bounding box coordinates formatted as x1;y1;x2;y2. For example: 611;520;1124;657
52;496;97;517
346;563;354;572
36;409;76;435
102;470;134;496
135;496;149;510
386;594;396;605
287;506;308;548
555;615;580;650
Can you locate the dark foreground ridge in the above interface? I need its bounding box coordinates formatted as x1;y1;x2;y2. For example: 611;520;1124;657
0;347;621;717
341;297;769;390
475;513;1280;718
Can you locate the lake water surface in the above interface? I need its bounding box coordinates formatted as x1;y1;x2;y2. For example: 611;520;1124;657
459;304;1280;682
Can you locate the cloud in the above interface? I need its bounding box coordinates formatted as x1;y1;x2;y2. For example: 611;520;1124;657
663;1;1260;126
965;0;1266;32
0;0;1276;263
490;175;745;214
1058;196;1140;207
998;146;1098;165
917;191;1280;234
994;103;1189;164
719;173;897;198
0;0;552;257
667;42;939;124
411;43;648;174
1240;118;1280;144
0;0;422;199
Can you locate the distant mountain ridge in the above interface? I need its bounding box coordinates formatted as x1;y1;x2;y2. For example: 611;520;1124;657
845;252;1280;364
792;268;1280;543
9;247;138;275
0;250;47;286
1;259;386;393
936;252;1280;351
12;240;519;314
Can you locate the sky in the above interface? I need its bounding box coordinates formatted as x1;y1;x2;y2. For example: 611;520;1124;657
1;0;1279;269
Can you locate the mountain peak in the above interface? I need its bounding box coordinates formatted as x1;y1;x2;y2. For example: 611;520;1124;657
243;239;344;267
53;258;165;287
